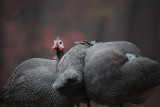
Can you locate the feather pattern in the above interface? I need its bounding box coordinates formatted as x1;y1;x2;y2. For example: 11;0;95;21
83;41;160;107
53;41;92;101
0;58;75;107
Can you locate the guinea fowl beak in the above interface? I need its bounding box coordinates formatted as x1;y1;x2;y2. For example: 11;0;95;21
52;41;59;52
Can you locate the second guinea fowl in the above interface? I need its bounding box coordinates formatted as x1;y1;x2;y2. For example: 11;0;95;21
83;42;160;107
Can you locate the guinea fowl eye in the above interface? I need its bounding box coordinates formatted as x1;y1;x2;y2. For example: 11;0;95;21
59;41;62;45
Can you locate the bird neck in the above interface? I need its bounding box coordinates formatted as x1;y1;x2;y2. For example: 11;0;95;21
55;48;64;60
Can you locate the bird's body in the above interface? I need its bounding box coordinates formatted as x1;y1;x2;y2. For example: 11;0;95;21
83;41;160;107
0;58;75;107
0;37;78;107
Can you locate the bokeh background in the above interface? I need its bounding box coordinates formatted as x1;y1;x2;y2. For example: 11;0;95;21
0;0;160;107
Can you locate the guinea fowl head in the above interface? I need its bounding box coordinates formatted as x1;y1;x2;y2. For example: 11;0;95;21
52;36;64;59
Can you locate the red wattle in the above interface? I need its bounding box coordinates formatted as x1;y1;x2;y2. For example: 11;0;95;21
59;47;64;51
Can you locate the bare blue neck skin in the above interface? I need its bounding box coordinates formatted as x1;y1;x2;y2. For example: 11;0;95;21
125;53;136;60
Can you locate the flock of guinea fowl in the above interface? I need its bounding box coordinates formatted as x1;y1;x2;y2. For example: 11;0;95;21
0;37;160;107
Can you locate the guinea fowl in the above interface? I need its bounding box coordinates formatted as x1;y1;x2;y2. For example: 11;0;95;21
83;41;160;107
53;40;160;107
0;37;78;107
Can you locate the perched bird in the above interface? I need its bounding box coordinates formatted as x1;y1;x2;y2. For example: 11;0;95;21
0;37;78;107
83;41;160;107
53;40;160;107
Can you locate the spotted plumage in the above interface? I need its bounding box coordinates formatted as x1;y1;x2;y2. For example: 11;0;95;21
53;40;93;107
0;58;76;107
83;41;160;107
0;37;76;107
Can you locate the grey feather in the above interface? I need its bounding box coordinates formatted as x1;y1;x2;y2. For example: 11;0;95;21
0;58;76;107
53;41;92;103
83;41;160;107
91;41;141;56
52;40;144;107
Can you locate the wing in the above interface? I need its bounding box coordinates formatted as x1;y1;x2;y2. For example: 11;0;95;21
53;67;83;97
84;47;128;102
53;44;88;97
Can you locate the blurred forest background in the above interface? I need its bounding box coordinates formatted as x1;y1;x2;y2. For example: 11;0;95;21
0;0;160;107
